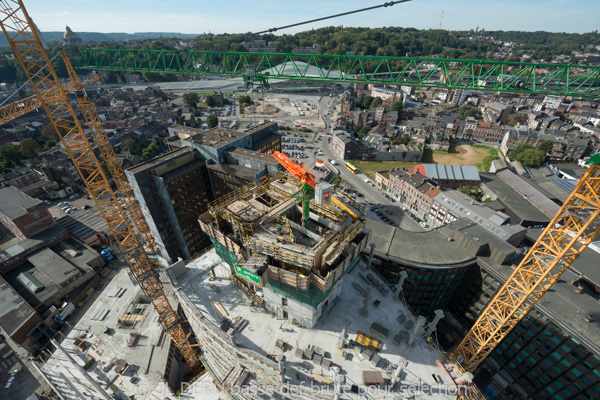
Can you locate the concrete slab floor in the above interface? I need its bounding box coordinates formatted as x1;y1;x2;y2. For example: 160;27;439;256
38;266;191;400
177;250;458;399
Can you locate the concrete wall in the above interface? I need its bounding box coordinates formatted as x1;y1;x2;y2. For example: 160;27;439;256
126;168;175;264
262;280;345;329
225;152;279;177
373;150;422;162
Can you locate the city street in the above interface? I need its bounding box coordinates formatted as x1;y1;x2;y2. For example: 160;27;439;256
316;98;426;232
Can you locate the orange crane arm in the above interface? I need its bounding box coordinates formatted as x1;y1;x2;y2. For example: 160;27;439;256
272;151;317;189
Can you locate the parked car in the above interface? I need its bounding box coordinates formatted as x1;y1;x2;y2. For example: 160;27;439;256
419;222;428;228
43;200;51;205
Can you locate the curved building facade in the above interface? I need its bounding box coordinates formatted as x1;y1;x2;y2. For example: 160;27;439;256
364;219;478;316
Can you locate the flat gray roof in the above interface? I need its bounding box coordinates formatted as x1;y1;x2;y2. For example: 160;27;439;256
0;276;37;337
422;164;480;182
479;256;600;357
496;169;560;218
365;219;476;268
434;190;526;240
207;162;259;180
227;147;277;163
0;186;42;219
1;224;67;257
480;173;550;223
127;147;193;174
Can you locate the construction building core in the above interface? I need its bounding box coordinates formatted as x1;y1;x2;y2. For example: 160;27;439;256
199;170;371;328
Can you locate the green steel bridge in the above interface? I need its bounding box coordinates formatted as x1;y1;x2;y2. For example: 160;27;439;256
76;48;600;98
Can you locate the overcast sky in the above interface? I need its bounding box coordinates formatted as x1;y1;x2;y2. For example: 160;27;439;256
27;0;600;35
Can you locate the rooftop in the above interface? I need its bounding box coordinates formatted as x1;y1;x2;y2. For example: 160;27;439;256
366;218;476;268
227;147;277;163
206;162;261;180
186;126;248;147
0;275;37;337
0;186;42;219
479;253;600;358
480;173;551;224
416;164;481;182
127;146;193;174
434;190;526;242
496;169;560;218
171;249;455;399
37;267;188;400
56;212;109;241
4;239;97;307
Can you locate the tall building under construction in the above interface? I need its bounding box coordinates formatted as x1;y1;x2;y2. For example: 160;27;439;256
198;170;371;327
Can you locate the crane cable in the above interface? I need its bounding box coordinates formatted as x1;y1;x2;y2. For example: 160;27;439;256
0;51;63;108
256;0;413;34
199;0;413;47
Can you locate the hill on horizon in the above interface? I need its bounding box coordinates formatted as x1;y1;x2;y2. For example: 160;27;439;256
0;31;200;47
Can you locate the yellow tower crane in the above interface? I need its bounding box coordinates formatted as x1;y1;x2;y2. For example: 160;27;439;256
0;74;102;125
452;157;600;372
0;0;202;372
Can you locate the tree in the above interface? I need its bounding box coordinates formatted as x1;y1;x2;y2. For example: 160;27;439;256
238;95;252;105
353;125;371;139
19;138;41;158
104;71;119;84
458;185;482;201
370;97;382;108
206;95;216;107
391;100;404;113
357;95;374;109
0;143;23;164
142;143;160;159
206;114;218;128
41;123;67;142
457;106;482;120
510;144;546;167
121;138;138;153
183;92;199;109
517;148;546;167
539;141;554;154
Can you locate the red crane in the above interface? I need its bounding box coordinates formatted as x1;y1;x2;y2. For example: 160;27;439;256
272;151;317;189
272;151;317;228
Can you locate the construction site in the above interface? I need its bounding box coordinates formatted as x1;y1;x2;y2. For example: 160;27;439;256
198;165;370;328
2;1;600;400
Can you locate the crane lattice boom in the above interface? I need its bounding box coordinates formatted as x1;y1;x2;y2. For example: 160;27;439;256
272;151;317;188
0;75;101;126
0;0;202;372
452;160;600;372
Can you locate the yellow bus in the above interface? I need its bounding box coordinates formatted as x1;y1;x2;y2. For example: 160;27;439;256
346;162;358;174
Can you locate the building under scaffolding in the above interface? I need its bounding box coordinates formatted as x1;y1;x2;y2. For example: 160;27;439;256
199;170;370;327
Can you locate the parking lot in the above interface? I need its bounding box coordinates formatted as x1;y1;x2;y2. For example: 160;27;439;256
46;195;108;231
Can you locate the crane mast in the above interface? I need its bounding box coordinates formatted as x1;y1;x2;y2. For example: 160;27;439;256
59;51;158;253
272;151;316;228
452;158;600;372
0;0;202;372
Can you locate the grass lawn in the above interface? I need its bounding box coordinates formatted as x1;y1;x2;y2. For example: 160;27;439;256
348;144;499;178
